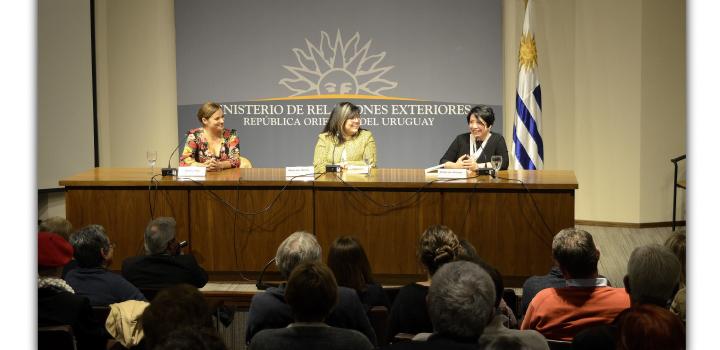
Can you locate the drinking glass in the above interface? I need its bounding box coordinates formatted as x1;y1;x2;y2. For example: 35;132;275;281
146;150;158;173
490;155;502;177
364;155;372;176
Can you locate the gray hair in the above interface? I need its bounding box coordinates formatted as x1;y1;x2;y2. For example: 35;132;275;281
70;224;110;268
145;217;177;255
428;261;496;339
275;231;321;278
552;228;599;278
626;244;681;306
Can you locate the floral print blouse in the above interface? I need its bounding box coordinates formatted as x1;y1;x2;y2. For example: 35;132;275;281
179;128;241;168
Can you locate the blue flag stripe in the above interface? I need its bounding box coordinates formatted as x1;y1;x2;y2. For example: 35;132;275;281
533;85;542;109
512;123;538;170
515;92;544;160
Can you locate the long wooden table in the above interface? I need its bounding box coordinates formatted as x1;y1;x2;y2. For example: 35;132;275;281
60;168;577;286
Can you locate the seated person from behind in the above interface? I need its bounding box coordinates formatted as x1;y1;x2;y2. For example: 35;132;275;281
245;231;376;345
122;217;208;290
249;261;374;350
141;284;215;350
179;101;249;170
388;225;460;337
381;261;496;350
572;244;682;350
520;228;630;341
38;232;106;350
65;225;146;306
477;262;549;350
439;104;509;172
313;101;377;173
327;236;391;312
38;216;79;278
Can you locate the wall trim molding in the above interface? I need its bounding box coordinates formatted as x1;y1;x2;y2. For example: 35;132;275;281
575;220;686;229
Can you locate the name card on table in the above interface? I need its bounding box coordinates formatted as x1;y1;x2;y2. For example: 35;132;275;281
285;166;315;181
437;169;468;179
177;166;206;181
346;165;370;174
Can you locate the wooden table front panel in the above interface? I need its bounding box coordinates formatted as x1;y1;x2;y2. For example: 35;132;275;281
314;188;442;275
442;189;575;279
189;187;314;272
65;187;190;270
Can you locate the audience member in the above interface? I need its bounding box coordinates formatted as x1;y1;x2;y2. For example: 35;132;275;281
122;217;208;290
65;225;145;306
250;262;374;350
38;232;106;350
39;216;79;277
388;225;460;337
154;327;227;350
327;235;390;311
521;228;630;341
665;231;686;322
572;244;682;349
39;216;74;240
457;239;518;328
519;264;565;318
141;284;214;349
616;304;685;350
154;326;228;350
245;231;376;345
478;263;548;350
382;261;495;349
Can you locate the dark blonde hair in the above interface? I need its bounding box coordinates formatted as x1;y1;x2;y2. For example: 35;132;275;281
322;102;361;144
196;101;222;124
327;236;375;293
417;225;460;276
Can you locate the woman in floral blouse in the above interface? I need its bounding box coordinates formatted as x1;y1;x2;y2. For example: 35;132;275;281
180;101;244;170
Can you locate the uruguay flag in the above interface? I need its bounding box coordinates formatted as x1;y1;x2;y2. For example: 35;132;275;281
512;0;544;170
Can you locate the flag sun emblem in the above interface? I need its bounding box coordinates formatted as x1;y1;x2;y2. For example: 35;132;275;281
279;30;398;96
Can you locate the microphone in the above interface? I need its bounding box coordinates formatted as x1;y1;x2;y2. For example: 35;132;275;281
161;142;182;176
473;137;494;176
256;257;276;290
326;131;341;173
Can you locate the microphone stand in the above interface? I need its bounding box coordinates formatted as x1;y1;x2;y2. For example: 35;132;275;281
162;142;182;176
256;257;276;290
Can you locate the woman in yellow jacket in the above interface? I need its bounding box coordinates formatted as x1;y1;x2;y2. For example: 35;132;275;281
313;102;377;173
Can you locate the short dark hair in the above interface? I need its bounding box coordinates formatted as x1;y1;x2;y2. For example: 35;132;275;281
327;236;375;294
284;261;338;322
466;105;495;126
456;240;504;308
141;284;213;349
552;228;599;278
69;224;110;268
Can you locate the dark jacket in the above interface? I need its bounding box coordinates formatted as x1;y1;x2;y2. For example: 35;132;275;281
440;132;509;170
38;287;107;350
245;285;377;345
121;254;208;289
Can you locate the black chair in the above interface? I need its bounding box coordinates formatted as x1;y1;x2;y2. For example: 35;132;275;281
368;306;389;346
502;288;520;319
39;325;75;350
91;305;111;325
139;288;161;302
671;154;686;231
547;339;573;350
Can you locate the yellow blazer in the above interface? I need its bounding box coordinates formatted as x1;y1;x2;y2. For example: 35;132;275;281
313;130;377;173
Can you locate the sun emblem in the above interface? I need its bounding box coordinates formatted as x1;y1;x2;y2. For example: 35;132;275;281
518;33;538;69
279;30;398;96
